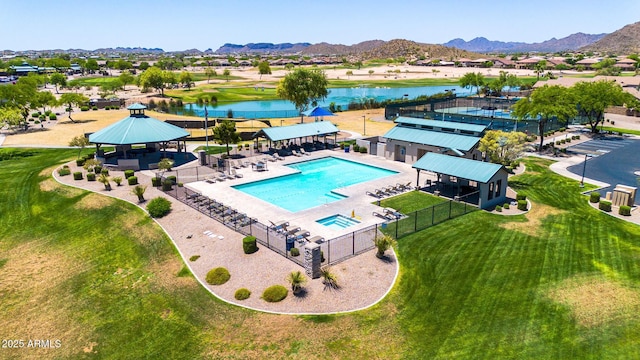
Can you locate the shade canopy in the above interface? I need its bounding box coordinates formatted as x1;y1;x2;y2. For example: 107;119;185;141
302;106;335;117
413;153;504;183
254;122;339;142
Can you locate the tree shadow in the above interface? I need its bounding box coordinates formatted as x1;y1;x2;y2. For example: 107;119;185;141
59;119;97;125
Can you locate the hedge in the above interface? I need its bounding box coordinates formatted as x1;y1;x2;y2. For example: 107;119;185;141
206;267;230;285
87;173;96;181
151;177;162;187
127;176;138;185
290;247;300;256
517;200;528;211
619;205;631;216
589;192;601;203
73;172;83;180
146;197;172;218
124;169;135;178
242;236;258;254
599;201;612;212
234;288;251;300
162;180;173;191
516;194;527;201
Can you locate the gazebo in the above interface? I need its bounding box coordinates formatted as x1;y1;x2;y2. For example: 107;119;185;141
89;103;190;170
252;122;340;152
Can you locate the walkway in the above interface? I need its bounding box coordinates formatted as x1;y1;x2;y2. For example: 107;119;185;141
53;152;399;315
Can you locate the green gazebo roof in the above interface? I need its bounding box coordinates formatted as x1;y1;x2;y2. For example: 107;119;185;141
89;105;189;145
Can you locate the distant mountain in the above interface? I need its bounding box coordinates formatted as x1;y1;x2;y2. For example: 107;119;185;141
92;47;164;54
302;40;386;55
363;39;481;60
581;21;640;54
443;33;606;53
214;42;311;54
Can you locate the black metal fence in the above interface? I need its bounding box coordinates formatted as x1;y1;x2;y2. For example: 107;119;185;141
384;193;478;239
156;170;380;266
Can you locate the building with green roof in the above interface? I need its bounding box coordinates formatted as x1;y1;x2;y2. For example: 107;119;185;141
381;117;486;164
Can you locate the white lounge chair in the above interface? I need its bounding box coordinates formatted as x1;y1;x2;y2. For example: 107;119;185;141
230;169;243;178
292;150;303;157
300;148;310;156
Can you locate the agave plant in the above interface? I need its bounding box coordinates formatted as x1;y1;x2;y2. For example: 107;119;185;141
286;270;307;294
97;173;111;191
320;267;339;290
131;185;147;203
112;176;123;186
374;234;396;259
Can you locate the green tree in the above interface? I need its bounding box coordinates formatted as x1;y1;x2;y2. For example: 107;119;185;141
284;63;294;71
0;76;38;122
459;72;485;95
512;85;576;152
258;61;271;79
59;93;89;122
534;60;547;80
276;68;328;123
46;58;71;70
115;59;133;71
49;73;67;94
222;69;231;82
573;80;630;133
628;54;640;74
368;69;374;76
354;61;363;70
34;91;58;114
164;71;177;90
179;71;193;90
139;67;167;96
204;67;217;83
85;59;99;73
478;130;528;165
119;71;135;90
211;120;241;156
0;107;24;132
138;61;150;71
346;70;353;79
592;58;620;76
69;135;90;159
505;73;521;98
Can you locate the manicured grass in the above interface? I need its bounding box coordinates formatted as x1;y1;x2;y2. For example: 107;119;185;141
69;76;123;87
397;157;640;358
378;191;447;213
600;126;640;136
166;84;280;103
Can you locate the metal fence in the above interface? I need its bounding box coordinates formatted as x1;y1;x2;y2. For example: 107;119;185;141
384;193;478;239
156;168;380;266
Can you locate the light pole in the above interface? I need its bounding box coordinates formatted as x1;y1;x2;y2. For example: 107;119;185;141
362;114;366;136
204;107;209;151
580;153;592;187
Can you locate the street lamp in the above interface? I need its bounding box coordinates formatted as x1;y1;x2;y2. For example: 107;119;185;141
362;114;366;136
580;153;593;187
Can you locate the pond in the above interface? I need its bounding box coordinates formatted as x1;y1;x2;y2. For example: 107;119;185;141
173;85;473;119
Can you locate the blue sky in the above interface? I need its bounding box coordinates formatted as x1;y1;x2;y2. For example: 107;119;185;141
3;0;639;51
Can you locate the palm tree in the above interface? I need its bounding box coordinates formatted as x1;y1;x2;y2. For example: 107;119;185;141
534;60;547;80
131;185;147;203
287;271;307;294
97;173;111;191
374;234;396;258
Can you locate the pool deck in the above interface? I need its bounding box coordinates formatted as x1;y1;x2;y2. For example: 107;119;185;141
185;149;431;241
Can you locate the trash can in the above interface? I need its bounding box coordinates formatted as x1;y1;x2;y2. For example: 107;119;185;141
345;146;350;153
198;150;207;166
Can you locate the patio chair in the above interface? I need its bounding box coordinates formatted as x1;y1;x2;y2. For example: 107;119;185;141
299;148;310;156
230;169;243;178
307;235;324;243
366;190;383;198
231;160;242;169
292;150;303;157
285;224;301;235
384;207;402;219
216;172;228;181
274;153;284;161
373;211;395;221
204;176;216;184
294;229;310;239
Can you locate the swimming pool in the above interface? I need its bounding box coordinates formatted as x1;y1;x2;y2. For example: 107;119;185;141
232;157;397;212
316;214;361;230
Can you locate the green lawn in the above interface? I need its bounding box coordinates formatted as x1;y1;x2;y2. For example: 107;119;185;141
600;126;640;136
378;191;447;213
1;150;639;359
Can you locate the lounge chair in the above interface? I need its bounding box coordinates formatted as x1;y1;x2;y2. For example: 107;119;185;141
307;235;324;243
384;207;402;219
373;211;395;221
300;148;310;156
265;156;277;163
292;150;303;157
230;169;243;178
366;190;383;198
274;153;284;161
240;160;249;168
269;220;289;232
285;224;301;235
216;172;228;181
204;176;216;184
293;229;310;240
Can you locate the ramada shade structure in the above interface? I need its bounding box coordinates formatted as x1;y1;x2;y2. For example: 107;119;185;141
252;121;339;149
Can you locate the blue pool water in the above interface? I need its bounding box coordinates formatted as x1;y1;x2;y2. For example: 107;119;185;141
232;157;397;212
316;214;361;230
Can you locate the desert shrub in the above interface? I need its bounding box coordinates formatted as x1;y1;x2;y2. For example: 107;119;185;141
321;267;339;289
80;106;89;111
243;236;258;254
48;114;57;120
146;197;172;218
503;203;510;209
290;247;300;256
92;106;98;111
516;194;527;201
517;200;528;211
112;176;123;186
359;146;368;153
495;205;503;212
353;144;360;152
94;165;102;174
151;177;162;187
57;167;71;176
262;285;288;302
76;158;85;166
206;267;230;285
101;168;109;175
104;106;111;110
189;255;200;262
167;175;177;184
73;171;83;180
127;176;138;185
321;250;325;262
124;169;135;178
31;112;40;117
599;200;612;212
619;205;631;216
34;120;41;124
162;180;173;191
234;288;251;300
87;173;96;181
589;192;601;203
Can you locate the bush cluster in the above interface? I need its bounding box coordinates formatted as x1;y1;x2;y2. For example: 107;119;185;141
262;285;288;302
124;170;135;178
49;114;57;120
589;192;601;203
599;200;612;212
516;194;527;201
290;247;300;256
359;147;368;154
495;205;502;212
619;205;631;216
87;173;96;181
206;267;230;285
167;175;177;184
234;288;251;300
57;166;71;176
146;197;172;217
151;177;162;187
517;200;528;211
127;176;138;185
242;236;258;254
73;171;83;180
503;203;510;209
162;180;173;191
